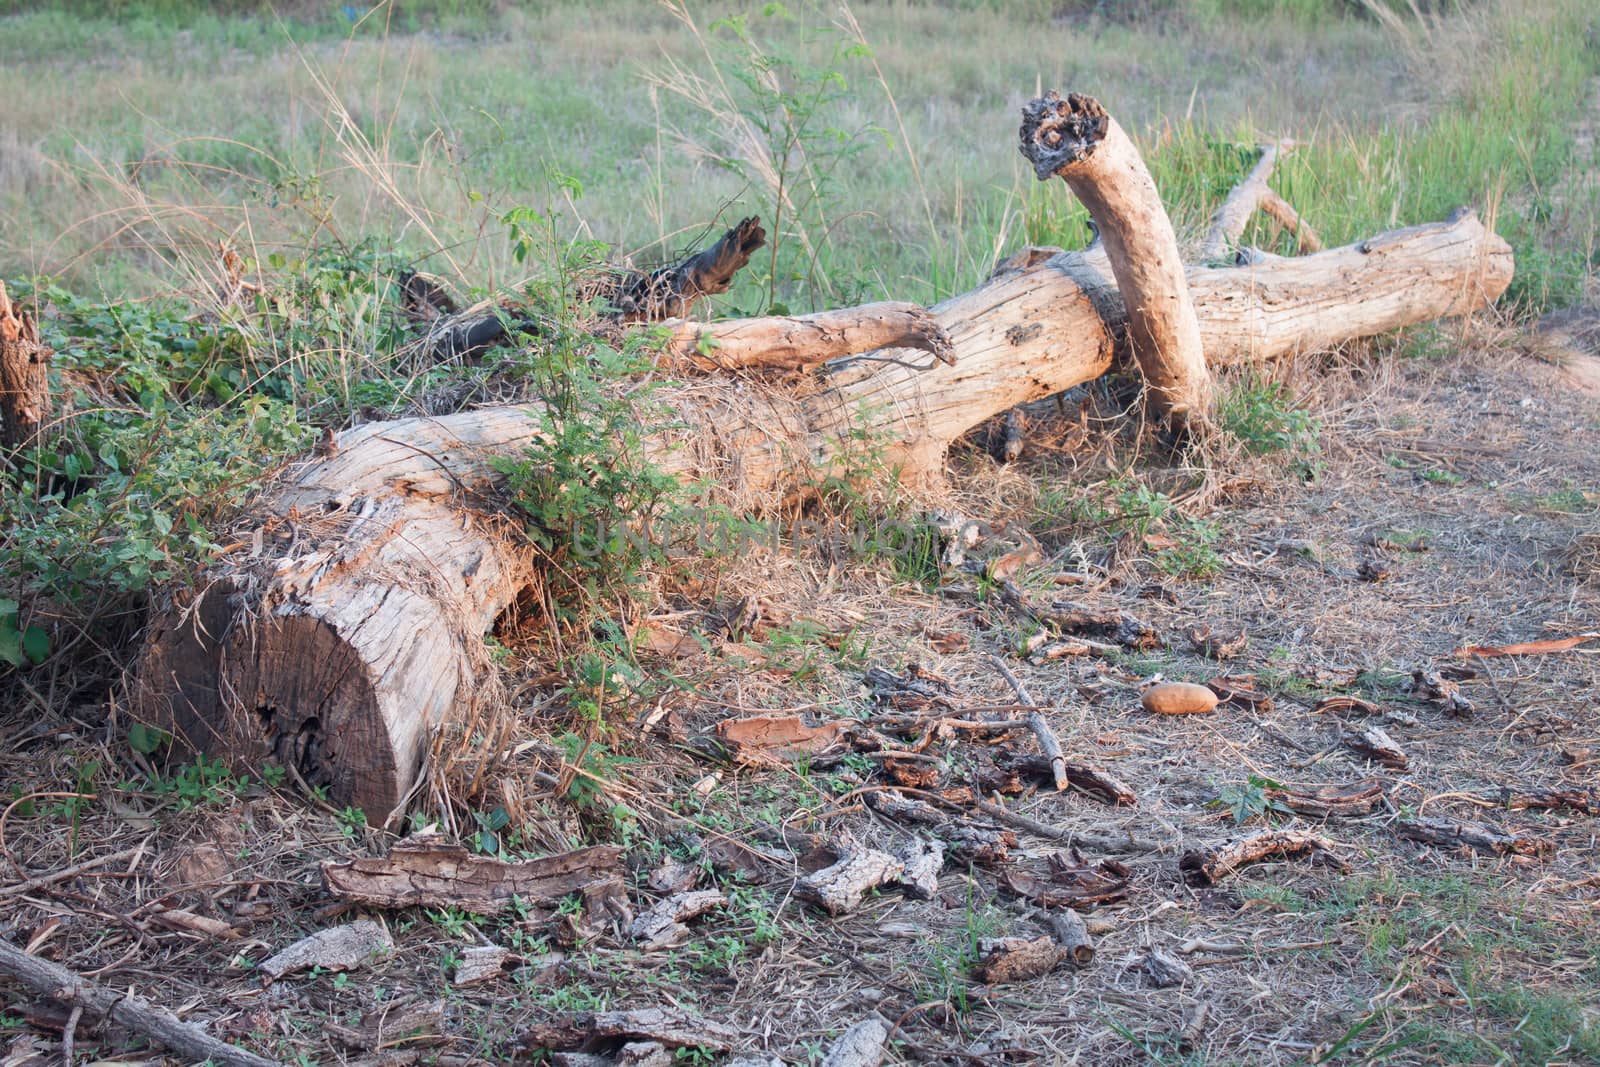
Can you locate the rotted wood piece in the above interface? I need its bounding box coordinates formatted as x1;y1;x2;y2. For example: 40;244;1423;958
320;834;623;915
597;216;766;322
1001;582;1157;648
0;281;52;449
1020;90;1211;431
796;849;905;915
1344;725;1409;769
1471;786;1597;815
974;936;1068;984
1050;909;1096;965
661;301;954;373
893;837;945;900
1395;817;1552;857
1179;830;1345;886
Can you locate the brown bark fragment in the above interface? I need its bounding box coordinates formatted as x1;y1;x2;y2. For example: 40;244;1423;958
1395;817;1552;856
1179;830;1344;886
1345;725;1409;769
320;835;623;915
974;936;1069;984
628;889;727;951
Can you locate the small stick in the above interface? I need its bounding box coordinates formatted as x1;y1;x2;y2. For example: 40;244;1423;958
0;939;280;1067
988;654;1069;792
62;1004;83;1066
0;846;146;898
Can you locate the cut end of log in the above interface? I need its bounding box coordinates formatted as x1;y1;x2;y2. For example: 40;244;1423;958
1019;90;1109;180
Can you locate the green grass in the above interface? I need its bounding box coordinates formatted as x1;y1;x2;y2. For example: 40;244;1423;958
2;0;1594;308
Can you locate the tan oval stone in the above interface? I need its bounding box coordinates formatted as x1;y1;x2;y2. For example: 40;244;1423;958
1141;682;1220;715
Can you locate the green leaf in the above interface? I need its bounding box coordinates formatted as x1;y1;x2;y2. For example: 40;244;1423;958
128;723;169;755
21;626;49;665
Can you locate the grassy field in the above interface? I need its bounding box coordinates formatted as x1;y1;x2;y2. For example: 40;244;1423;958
2;1;1600;1065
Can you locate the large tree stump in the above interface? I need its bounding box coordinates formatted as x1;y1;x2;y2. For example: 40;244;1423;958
0;281;51;449
135;211;1513;817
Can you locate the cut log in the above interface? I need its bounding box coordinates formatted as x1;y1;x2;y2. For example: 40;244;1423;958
134;195;1513;817
1020;91;1211;430
0;281;51;449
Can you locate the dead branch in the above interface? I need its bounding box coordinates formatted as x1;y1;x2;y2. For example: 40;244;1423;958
1395;817;1553;856
661;301;953;372
0;937;279;1067
1179;830;1345;886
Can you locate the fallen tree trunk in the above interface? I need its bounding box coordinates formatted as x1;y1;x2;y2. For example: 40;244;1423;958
135;114;1513;819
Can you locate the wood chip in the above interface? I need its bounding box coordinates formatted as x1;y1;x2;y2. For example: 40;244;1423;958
1264;779;1387;818
1179;830;1345;886
259;920;394;983
321;835;623;915
1000;852;1132;909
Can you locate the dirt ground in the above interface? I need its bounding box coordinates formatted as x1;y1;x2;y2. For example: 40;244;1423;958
3;328;1599;1066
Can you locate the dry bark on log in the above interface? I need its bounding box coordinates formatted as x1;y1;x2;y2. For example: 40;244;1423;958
1179;830;1345;886
628;889;727;951
520;1008;738;1055
1345;725;1409;769
1259;189;1323;254
1264;780;1387;819
0;281;51;449
1202;144;1287;263
996;754;1138;806
1020;91;1211;430
1000;852;1132;910
892;837;945;900
134;153;1514;817
320;835;622;914
0;938;279;1067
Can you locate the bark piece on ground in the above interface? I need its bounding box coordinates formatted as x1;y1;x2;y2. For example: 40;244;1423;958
259;920;394;983
521;1006;739;1055
1395;817;1553;856
892;837;945;900
453;945;515;987
628;890;727;951
1178;830;1345;886
974;935;1069;984
1344;725;1409;769
994;753;1139;806
1264;780;1387;819
819;1016;890;1067
1471;786;1596;815
862;789;1017;865
1454;633;1598;658
1000;851;1132;909
320;835;623;915
1205;675;1274;712
1137;947;1193;988
714;714;852;767
796;850;906;915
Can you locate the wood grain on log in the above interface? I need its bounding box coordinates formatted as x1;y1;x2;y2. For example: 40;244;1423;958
661;302;953;372
135;208;1512;815
1395;817;1552;856
1020;91;1211;430
1202;144;1286;263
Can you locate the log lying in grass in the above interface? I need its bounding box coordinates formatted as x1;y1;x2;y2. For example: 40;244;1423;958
134;106;1514;818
